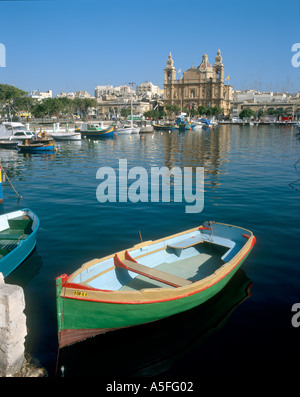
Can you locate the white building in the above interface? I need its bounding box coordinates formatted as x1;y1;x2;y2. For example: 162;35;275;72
233;90;288;103
136;81;163;99
95;85;114;97
95;84;134;98
74;91;92;99
56;92;76;99
30;90;52;101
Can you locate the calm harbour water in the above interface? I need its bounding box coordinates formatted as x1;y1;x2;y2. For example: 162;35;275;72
1;124;299;379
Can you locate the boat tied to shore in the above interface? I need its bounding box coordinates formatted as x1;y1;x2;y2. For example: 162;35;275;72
0;209;39;278
56;221;256;348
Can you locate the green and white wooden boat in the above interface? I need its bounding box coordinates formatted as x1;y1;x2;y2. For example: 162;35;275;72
80;123;114;138
56;221;256;348
0;209;39;278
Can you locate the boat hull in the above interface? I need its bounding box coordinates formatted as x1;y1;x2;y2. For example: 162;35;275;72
0;209;39;278
0;141;19;149
153;124;178;131
51;133;81;141
139;126;153;133
56;226;256;348
18;143;55;152
114;127;140;134
80;126;114;138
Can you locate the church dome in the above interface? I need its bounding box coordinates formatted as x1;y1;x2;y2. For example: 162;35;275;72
198;53;212;71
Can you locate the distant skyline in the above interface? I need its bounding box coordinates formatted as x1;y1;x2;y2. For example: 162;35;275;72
1;0;300;96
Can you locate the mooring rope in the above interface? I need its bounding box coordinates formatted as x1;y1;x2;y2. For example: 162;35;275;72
1;165;22;199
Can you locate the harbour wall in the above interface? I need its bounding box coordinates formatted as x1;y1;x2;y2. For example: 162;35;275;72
0;272;46;377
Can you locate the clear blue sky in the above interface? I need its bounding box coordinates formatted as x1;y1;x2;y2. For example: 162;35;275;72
0;0;300;95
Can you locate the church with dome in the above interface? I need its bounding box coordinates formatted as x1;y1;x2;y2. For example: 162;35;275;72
163;50;232;116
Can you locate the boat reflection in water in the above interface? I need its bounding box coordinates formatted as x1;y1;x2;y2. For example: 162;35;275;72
5;247;42;288
57;268;252;377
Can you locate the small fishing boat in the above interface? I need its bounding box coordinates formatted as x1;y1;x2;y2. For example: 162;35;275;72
139;125;153;133
80;124;114;138
56;221;256;348
49;123;80;140
18;139;55;152
192;124;203;131
175;114;192;131
0;140;19;149
51;132;81;141
153;124;178;131
114;124;140;135
0;209;39;278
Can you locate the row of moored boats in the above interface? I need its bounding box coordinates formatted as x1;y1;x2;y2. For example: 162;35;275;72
0;116;215;152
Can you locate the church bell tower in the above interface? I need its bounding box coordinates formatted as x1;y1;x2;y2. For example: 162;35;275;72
164;52;177;103
164;52;176;84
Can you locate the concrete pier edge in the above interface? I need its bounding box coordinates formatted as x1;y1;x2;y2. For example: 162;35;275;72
0;272;47;377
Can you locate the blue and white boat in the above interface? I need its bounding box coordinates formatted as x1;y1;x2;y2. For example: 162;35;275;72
18;139;55;152
175;113;192;131
0;209;39;278
192;118;212;130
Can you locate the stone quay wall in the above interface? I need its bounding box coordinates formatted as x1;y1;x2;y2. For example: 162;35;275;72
0;272;47;377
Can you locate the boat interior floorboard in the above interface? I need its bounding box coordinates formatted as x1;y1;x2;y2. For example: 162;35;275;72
119;243;228;291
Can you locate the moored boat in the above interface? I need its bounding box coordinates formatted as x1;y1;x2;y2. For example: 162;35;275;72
51;132;81;141
80;124;114;138
0;209;39;278
138;122;153;133
139;125;153;133
114;124;140;134
56;221;256;348
0;140;19;149
18;139;55;152
0;122;36;141
175;113;192;131
153;124;178;131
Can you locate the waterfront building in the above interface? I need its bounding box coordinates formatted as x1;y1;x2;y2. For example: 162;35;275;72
29;89;52;101
95;84;134;99
233;90;288;103
56;92;76;99
163;50;232;116
74;91;92;99
231;89;300;120
95;85;114;98
136;81;163;100
56;91;93;99
96;97;151;120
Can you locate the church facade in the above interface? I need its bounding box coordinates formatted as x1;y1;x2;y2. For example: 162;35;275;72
163;50;232;116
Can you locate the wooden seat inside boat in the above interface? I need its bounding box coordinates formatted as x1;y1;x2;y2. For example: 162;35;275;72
167;234;204;250
0;217;32;241
114;252;192;288
167;232;238;263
